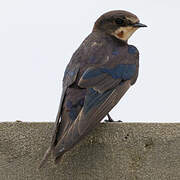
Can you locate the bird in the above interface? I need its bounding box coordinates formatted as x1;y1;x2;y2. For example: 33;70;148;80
39;10;146;168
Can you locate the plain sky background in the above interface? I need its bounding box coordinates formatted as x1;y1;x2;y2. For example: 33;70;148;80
0;0;180;122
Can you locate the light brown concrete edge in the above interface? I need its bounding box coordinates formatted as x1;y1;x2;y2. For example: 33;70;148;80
0;122;180;180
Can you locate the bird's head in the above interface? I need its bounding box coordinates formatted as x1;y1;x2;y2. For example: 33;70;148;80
93;10;147;42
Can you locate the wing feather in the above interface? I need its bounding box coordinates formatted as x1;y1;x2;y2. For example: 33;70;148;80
78;64;136;93
54;81;131;156
39;64;80;168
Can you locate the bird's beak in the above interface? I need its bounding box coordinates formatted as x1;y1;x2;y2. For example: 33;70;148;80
133;23;147;28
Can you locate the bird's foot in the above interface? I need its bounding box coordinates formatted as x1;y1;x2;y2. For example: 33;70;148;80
104;119;122;122
104;114;122;122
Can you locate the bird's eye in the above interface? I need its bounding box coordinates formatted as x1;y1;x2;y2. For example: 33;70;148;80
115;18;125;26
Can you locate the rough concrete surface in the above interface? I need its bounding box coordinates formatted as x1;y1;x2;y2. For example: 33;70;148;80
0;122;180;180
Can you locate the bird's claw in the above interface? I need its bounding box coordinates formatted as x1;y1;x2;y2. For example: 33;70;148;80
104;119;122;122
104;119;122;123
104;114;122;122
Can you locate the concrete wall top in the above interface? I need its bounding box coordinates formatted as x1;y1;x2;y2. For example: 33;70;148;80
0;122;180;180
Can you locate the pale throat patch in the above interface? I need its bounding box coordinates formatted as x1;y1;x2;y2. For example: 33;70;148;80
112;26;138;41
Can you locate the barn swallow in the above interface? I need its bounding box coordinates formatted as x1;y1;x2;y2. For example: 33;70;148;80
39;10;146;168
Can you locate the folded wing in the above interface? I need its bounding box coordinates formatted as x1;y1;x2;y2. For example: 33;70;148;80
78;64;136;93
54;63;136;160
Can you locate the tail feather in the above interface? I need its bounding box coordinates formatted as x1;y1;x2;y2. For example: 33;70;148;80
54;152;65;165
38;146;52;169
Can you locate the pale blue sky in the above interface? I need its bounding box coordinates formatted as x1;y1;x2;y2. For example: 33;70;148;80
0;0;179;122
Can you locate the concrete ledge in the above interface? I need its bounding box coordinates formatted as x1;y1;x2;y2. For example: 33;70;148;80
0;122;180;180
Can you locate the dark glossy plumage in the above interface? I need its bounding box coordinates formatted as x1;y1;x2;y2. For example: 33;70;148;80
39;10;145;168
